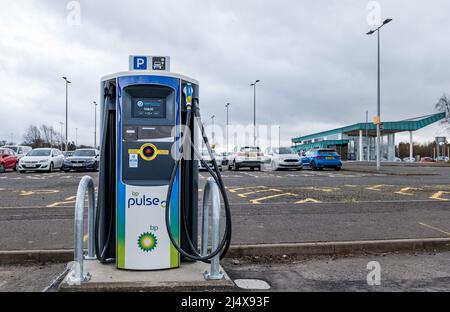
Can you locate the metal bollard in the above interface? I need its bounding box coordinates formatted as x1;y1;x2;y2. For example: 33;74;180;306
202;177;224;280
67;175;96;285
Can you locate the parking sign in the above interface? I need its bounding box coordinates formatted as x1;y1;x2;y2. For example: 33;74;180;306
129;56;170;71
132;56;147;70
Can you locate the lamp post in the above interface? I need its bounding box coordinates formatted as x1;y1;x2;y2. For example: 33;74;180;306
75;128;78;148
250;80;260;146
94;101;98;149
62;76;71;151
366;18;392;170
59;122;64;150
225;103;230;154
211;115;215;147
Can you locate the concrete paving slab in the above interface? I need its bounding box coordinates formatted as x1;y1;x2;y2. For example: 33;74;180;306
59;260;235;292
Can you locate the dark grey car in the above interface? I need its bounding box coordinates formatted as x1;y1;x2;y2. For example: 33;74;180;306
62;148;99;172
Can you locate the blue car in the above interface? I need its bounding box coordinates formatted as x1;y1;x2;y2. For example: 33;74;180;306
300;149;342;171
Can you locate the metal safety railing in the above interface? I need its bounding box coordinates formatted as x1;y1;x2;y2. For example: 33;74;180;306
201;177;224;280
66;175;96;285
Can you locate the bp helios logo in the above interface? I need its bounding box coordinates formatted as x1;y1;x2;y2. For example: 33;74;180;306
128;191;167;209
137;231;158;252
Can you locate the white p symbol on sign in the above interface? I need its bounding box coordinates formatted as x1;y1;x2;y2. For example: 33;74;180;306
133;57;147;70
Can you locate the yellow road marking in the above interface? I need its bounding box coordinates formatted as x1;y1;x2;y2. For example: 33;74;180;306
366;184;391;191
250;193;297;204
418;222;450;236
295;198;322;204
46;200;77;207
430;191;450;201
229;186;266;193
312;187;339;193
237;188;281;198
395;187;421;196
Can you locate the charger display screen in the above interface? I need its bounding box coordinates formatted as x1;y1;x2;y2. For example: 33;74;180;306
132;97;166;118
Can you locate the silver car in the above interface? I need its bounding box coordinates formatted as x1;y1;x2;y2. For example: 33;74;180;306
265;147;302;171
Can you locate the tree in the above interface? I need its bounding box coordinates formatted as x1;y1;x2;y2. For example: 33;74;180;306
23;125;44;147
40;125;59;147
435;93;450;129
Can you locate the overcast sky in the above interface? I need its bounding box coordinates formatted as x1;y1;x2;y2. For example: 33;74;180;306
0;0;449;148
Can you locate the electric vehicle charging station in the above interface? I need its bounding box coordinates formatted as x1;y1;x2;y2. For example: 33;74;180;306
93;56;232;273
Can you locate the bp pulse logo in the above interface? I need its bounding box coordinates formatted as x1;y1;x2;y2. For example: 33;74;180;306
138;230;158;252
128;192;166;209
137;100;144;107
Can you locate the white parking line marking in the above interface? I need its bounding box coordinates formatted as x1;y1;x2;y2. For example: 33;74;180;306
418;222;450;236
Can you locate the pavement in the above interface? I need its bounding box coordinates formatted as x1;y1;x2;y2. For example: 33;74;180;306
4;249;450;291
223;250;450;291
1;166;450;251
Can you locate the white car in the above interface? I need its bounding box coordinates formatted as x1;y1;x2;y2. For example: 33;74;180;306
265;147;302;171
229;146;264;171
198;149;222;171
3;145;32;159
18;148;65;173
403;157;415;163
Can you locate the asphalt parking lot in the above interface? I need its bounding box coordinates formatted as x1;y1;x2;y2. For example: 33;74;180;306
0;165;450;251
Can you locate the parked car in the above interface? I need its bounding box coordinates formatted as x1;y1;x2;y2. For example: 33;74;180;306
403;157;415;162
0;148;19;172
18;148;64;173
221;152;231;166
3;145;32;159
420;157;435;163
300;149;342;171
198;149;222;171
265;147;302;171
229;146;264;171
62;148;100;172
436;156;449;162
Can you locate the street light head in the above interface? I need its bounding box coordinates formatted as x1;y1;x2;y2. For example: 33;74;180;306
366;30;375;35
255;79;260;83
62;76;67;80
383;18;393;25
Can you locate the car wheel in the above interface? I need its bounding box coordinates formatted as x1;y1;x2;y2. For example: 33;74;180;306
48;162;54;173
19;170;26;174
0;163;5;173
233;161;239;171
310;161;316;170
250;167;255;171
334;167;341;171
257;165;261;171
13;162;18;171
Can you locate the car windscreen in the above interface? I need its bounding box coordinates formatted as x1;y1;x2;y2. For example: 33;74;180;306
27;149;51;156
318;150;338;155
275;147;294;154
5;146;17;152
73;150;96;157
240;147;260;152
